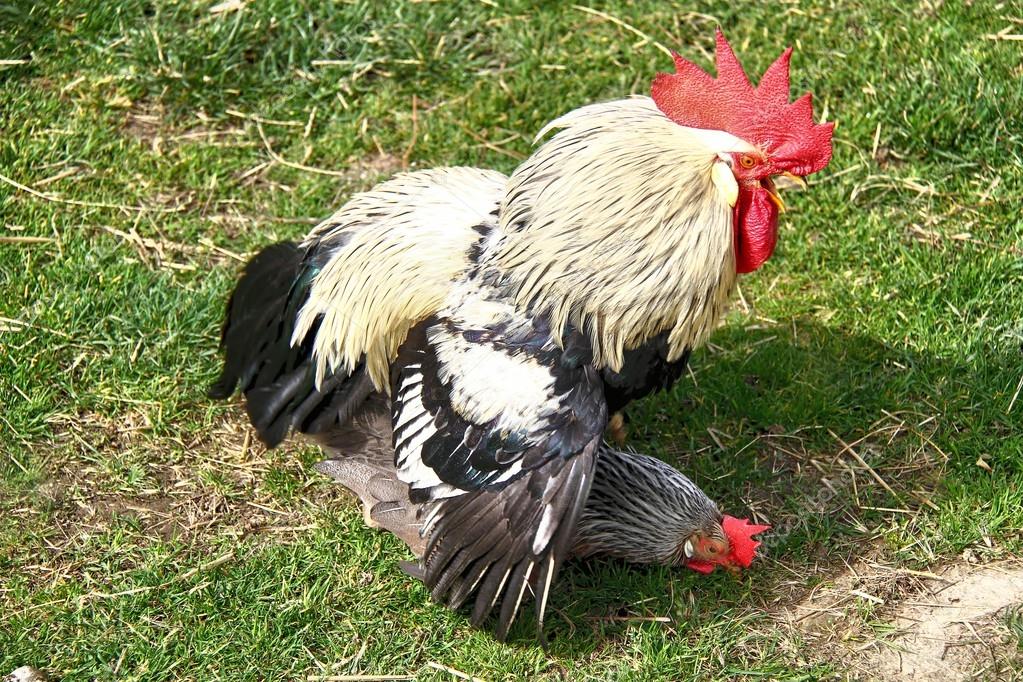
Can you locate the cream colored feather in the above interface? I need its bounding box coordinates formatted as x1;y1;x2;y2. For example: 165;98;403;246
494;96;754;370
293;167;506;389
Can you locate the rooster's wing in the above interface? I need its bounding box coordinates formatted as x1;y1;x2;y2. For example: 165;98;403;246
391;298;606;642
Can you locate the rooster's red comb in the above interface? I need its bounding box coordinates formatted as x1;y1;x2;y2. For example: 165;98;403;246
721;515;771;568
651;29;834;177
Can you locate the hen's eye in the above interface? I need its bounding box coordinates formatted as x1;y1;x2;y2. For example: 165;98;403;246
739;155;756;169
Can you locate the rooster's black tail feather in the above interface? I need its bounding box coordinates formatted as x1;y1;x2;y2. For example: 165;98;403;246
209;241;371;447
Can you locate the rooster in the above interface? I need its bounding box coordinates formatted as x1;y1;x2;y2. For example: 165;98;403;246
210;31;832;640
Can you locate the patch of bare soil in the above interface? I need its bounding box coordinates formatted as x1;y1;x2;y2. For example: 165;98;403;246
341;151;405;184
3;666;49;682
781;559;1023;681
123;102;164;147
9;408;354;588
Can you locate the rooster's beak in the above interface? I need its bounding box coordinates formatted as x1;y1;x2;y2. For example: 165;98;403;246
762;176;786;213
764;172;808;213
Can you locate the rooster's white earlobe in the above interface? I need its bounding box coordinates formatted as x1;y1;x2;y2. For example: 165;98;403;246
711;161;738;207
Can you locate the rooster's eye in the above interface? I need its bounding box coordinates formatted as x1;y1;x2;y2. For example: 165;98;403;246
739;155;756;169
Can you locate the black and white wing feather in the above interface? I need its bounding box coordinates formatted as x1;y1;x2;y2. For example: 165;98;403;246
391;295;606;641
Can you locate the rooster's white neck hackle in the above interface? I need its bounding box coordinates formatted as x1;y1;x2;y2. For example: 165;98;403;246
493;96;751;371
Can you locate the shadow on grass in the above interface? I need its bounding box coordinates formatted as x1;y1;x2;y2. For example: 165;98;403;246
497;318;1022;653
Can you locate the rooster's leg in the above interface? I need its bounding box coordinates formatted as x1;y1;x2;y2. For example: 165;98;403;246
607;412;627;446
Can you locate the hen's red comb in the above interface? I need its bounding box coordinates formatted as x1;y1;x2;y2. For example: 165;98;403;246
721;515;771;568
651;29;834;177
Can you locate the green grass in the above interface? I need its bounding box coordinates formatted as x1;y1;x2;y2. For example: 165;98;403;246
2;1;1022;679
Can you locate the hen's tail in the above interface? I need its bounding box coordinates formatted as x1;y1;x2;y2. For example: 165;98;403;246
208;242;372;447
